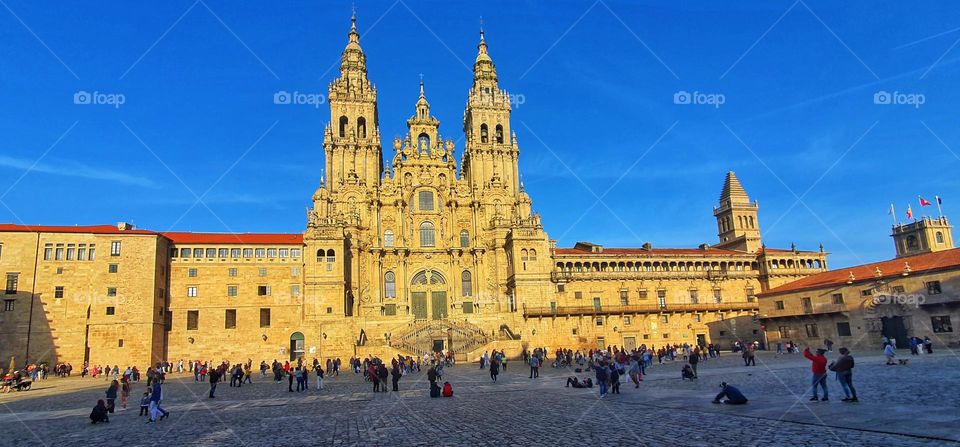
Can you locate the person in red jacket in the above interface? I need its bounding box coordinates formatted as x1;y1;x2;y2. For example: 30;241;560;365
803;347;829;401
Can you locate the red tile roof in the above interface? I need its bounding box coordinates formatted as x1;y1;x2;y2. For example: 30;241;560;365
0;224;157;235
760;248;960;296
161;232;303;245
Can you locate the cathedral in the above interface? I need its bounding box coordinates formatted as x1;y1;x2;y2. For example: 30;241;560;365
0;17;829;368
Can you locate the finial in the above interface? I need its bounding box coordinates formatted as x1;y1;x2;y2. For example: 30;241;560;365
847;271;855;284
479;16;485;42
874;266;882;278
419;73;424;96
819;243;824;252
903;262;911;276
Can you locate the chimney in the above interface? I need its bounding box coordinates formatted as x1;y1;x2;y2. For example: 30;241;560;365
117;222;134;231
642;242;653;251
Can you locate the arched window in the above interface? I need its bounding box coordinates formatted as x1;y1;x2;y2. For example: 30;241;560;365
339;116;348;138
459;230;469;248
383;230;394;247
749;216;755;228
316;249;324;262
480;124;488;143
529;249;537;261
461;270;472;297
384;271;396;298
936;231;945;244
357;117;367;138
418;191;435;211
326;249;335;263
907;235;919;249
418;133;431;154
495;124;504;144
420;222;435;247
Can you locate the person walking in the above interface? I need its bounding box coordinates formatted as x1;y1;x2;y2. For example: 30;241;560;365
829;347;857;402
609;364;620;395
391;362;402;391
803;347;828;401
595;361;609;398
529;355;540;379
120;378;130;409
105;380;119;413
489;357;500;382
208;367;220;398
147;381;169;423
689;350;700;377
884;343;896;365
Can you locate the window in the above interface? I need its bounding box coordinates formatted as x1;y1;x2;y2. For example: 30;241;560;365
385;304;397;315
54;286;64;299
689;290;699;304
78;244;86;260
461;271;472;297
593;297;602;311
927;281;942;295
694;314;701;322
243;248;253;258
661;315;669;323
187;286;198;297
258;285;271;296
860;289;872;297
225;309;237;329
418;191;435;211
596;317;604;326
55;244;63;260
662;333;669;339
290;285;300;297
43;244;52;260
5;273;19;294
619;290;629;305
574;291;583;299
657;290;666;308
118;339;124;348
267;248;277;258
218;248;229;258
110;241;122;256
571;328;578;335
495;124;504;144
557;284;565;293
188;268;198;278
66;244;75;260
107;287;117;297
932;316;953;333
259;267;267;277
420;222;435;247
713;289;722;303
227;285;238;297
480;123;489;143
624;316;631;325
460;230;469;248
836;322;852;337
56;267;63;275
801;297;812;313
805;324;819;338
106;306;115;315
462;302;474;314
255;248;265;258
746;287;755;302
291;267;300;277
384;230;394;247
204;248;215;258
231;248;241;258
338;116;348;137
775;300;785;310
778;326;790;338
259;308;271;328
892;285;905;294
187;310;199;330
3;300;13;311
936;231;945;244
228;268;237;277
291;249;301;258
279;248;289;258
108;264;118;274
180;248;190;258
326;249;335;263
832;293;844;305
384;272;396;298
639;290;648;300
193;248;203;258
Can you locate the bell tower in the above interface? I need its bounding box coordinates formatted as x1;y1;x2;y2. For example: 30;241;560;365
713;171;761;253
462;29;520;196
324;13;382;192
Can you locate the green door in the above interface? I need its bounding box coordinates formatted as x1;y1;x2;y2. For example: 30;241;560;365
412;292;428;320
432;291;447;320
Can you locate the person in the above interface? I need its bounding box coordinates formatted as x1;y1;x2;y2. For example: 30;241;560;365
90;399;109;424
529;354;540;379
742;346;755;366
609;363;620;394
595;361;609;398
803;347;828;401
489;357;500;382
628;358;642;388
105;380;119;413
120;378;131;409
776;342;783;355
139;391;151;416
829;347;857;402
681;364;696;380
208;366;220;398
391;362;402;391
315;363;324;390
884;343;896;365
713;382;748;404
441;381;453;397
923;336;933;354
566;376;593;388
148;381;169;423
824;338;834;352
377;363;389;393
689;350;700;377
295;367;305;392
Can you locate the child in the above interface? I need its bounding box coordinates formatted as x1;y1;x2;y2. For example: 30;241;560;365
139;391;151;416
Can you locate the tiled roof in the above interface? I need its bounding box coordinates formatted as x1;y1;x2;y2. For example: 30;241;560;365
161;232;303;245
0;224;157;235
760;248;960;296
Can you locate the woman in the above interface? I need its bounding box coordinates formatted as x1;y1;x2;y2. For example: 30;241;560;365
489;357;500;382
89;399;109;424
119;377;131;409
105;380;119;413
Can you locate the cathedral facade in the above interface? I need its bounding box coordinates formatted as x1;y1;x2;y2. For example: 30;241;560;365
0;18;829;368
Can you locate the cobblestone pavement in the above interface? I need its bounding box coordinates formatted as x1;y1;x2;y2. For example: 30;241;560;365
1;351;958;446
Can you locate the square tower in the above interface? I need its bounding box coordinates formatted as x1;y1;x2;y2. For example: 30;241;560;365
892;216;954;257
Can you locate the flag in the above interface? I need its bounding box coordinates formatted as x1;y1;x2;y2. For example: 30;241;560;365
906;205;913;220
936;196;942;205
888;203;894;215
919;196;932;206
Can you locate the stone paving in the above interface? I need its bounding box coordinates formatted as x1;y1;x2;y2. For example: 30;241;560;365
1;351;958;446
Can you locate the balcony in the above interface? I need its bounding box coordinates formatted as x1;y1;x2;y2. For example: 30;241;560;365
764;303;846;319
550;269;755;283
522;302;758;318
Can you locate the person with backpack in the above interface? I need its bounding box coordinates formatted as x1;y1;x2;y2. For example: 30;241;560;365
208;367;220;398
829;347;858;402
441;382;453;397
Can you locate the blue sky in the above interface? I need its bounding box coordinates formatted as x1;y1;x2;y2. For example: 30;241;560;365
1;1;958;268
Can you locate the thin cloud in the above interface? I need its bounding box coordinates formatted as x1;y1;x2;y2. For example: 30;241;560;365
0;155;156;188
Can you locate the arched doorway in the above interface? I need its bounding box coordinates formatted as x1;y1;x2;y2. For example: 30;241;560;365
410;269;447;320
289;332;305;361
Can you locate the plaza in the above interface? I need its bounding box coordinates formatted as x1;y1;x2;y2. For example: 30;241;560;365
1;351;957;446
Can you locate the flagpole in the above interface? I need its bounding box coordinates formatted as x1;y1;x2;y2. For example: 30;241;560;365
890;203;898;226
936;196;943;218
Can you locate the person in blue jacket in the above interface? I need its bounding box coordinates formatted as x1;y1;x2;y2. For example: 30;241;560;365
712;382;748;405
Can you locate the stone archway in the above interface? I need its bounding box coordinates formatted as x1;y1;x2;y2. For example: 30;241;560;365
409;269;447;320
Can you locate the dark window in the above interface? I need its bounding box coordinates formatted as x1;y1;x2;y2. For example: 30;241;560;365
836;322;852;337
187;310;199;331
778;326;790;338
927;281;942;295
188;268;197;278
461;271;472;297
620;290;629;305
118;339;124;348
384;304;397;316
832;293;844;305
258;285;271;296
775;300;785;310
557;284;565;293
596;317;603;326
860;289;872;297
801;297;812;313
932;316;953;333
418;191;435;211
107;287;117;297
260;308;271;328
639;290;648;300
805;324;819;338
384;272;396;298
574;291;582;299
108;264;118;273
106;306;115;315
4;300;14;311
225;309;237;329
462;302;474;314
5;273;18;294
54;286;64;298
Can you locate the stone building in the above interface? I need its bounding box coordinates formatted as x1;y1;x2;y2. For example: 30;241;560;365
0;17;829;368
759;217;958;351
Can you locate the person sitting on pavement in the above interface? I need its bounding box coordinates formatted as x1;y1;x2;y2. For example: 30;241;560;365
681;364;696;380
89;399;110;424
713;382;748;405
565;376;593;388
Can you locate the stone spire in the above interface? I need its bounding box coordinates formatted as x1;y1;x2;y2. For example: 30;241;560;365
719;171;750;206
340;11;366;76
473;26;497;86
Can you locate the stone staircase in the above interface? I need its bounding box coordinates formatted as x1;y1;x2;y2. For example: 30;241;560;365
389;319;492;358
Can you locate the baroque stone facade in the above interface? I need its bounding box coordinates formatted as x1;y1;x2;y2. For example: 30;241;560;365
0;18;831;368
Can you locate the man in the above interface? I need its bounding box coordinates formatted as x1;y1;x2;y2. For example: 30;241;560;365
803;347;828;401
147;381;169;423
829;347;857;402
529;354;540;379
208;366;220;398
689;349;700;377
713;382;748;404
595;361;609;398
